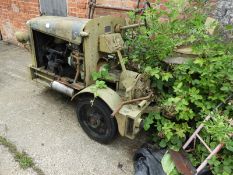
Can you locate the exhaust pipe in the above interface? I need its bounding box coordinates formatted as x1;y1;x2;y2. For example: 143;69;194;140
51;81;74;97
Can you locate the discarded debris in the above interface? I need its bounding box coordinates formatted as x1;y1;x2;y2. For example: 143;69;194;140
133;144;166;175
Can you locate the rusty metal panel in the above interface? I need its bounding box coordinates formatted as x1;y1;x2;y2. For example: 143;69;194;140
169;149;196;175
39;0;67;16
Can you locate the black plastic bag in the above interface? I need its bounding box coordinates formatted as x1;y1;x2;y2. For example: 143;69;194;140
133;145;166;175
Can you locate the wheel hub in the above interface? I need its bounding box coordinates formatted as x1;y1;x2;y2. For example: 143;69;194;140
88;114;101;128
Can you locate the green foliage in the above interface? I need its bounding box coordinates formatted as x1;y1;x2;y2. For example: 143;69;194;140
91;67;110;97
204;114;233;150
91;66;111;81
0;135;45;174
209;154;233;175
0;135;34;169
125;0;233;174
161;152;179;175
15;152;34;169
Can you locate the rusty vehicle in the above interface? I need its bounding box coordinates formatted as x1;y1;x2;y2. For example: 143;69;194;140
16;16;154;144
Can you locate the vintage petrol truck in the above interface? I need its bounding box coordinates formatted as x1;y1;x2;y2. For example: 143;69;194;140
16;16;154;144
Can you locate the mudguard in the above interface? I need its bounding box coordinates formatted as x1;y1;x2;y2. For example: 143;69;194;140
71;85;122;112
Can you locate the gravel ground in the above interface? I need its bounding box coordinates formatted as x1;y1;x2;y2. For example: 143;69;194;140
0;41;145;175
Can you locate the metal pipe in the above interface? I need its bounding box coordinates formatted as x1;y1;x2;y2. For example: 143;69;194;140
196;143;224;174
88;0;144;19
88;0;93;19
94;4;145;12
196;134;212;153
90;0;96;19
73;59;80;84
136;0;141;8
183;120;208;150
138;100;147;108
51;81;74;97
120;22;145;30
73;65;80;84
111;92;153;117
35;72;53;82
93;4;133;11
117;50;126;72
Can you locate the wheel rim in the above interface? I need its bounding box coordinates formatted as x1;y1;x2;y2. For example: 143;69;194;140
80;104;108;136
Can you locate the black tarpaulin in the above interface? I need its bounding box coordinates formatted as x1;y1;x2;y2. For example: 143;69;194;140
134;145;166;175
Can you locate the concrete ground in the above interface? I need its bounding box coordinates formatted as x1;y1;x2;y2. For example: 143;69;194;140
0;145;36;175
0;41;145;175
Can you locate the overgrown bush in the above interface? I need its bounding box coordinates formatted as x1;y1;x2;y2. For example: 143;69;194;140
124;0;233;174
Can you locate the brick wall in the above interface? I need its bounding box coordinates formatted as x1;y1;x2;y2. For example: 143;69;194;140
0;0;88;42
0;0;147;42
68;0;88;17
0;0;40;42
0;0;217;43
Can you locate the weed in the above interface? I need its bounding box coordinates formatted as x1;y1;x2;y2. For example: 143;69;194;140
0;135;45;175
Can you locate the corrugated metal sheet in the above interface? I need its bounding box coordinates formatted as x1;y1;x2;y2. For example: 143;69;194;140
39;0;67;16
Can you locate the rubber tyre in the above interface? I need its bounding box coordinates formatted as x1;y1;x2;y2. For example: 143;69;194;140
76;96;117;144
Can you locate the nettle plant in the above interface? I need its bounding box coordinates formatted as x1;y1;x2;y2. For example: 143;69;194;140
125;0;233;174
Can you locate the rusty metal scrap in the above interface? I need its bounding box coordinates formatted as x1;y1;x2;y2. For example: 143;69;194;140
111;92;153;117
169;149;196;175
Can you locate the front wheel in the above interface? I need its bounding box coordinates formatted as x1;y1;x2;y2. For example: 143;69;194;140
76;95;118;144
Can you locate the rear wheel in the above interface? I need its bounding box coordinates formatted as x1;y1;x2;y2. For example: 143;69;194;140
76;95;117;144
